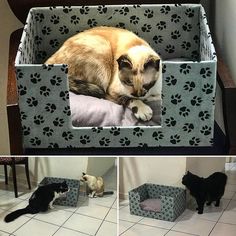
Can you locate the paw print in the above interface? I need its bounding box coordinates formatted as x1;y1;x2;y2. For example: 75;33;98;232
80;135;90;144
80;6;90;14
50;15;60;24
202;83;214;94
141;24;152;32
92;127;103;133
18;85;27;95
53;117;65;127
116;23;126;29
42;26;51;35
191;96;202;106
144;9;154;18
60;91;69;101
171;30;181;39
191;50;199;60
16;69;24;79
199;111;210;121
165;117;176;127
36;50;47;60
138;143;148;147
62;131;73;141
119;6;129;15
152;131;164;141
184;81;196;92
189;137;200;146
35;13;44;22
153;35;163;44
133;127;144;137
162;64;166;74
165;75;177;86
61;64;68;74
130;15;140;25
34;115;45;125
170;134;181;144
40;86;51;96
171;14;181;23
20;111;27;120
27;97;38;107
59;25;69;34
22;125;30;136
160;5;171;14
182;23;192;32
180;64;191;74
200;68;212;78
34;36;42;45
171;94;182;104
30;137;41;146
181;41;191;50
193;35;200;44
87;19;98;27
157;21;166;30
48;143;59;148
42;64;54;71
99;137;111;146
179;106;190;117
43;127;54;137
49;39;59;48
62;6;72;13
45;103;56;113
200;126;212;135
165;45;175;53
110;127;121;136
162;106;167;116
63;106;71;116
183;123;194;133
97;5;107;14
50;76;62;86
71;15;80;24
30;73;41;84
185;8;195;17
119;137;131;146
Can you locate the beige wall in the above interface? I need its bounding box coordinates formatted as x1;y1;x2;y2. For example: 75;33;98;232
119;157;187;199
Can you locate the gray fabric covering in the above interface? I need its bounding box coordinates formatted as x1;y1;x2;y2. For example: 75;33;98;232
140;198;162;212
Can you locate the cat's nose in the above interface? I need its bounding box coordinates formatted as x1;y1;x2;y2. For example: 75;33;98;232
131;89;146;97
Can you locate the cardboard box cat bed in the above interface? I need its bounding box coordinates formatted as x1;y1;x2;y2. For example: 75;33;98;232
129;183;186;221
39;177;80;207
15;4;216;149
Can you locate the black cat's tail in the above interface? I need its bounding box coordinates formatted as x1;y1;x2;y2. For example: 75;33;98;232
103;191;114;195
69;76;106;99
4;206;32;223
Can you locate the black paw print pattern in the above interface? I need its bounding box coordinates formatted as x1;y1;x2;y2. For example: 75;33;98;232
62;6;72;14
80;135;90;144
185;8;195;18
200;68;212;78
42;26;51;35
59;26;69;34
18;85;27;95
165;75;177;86
45;103;56;113
48;143;59;148
40;86;51;97
165;45;175;53
50;15;60;24
157;21;166;30
171;14;181;23
202;83;214;94
160;5;171;14
43;127;54;137
189;137;200;146
60;91;69;101
49;39;59;48
153;35;163;44
92;127;103;133
118;7;129;15
141;24;152;32
71;15;80;25
110;127;121;136
87;19;98;27
184;81;196;92
30;73;41;84
50;76;62;86
144;9;154;18
171;94;182;105
200;125;212;135
170;134;181;144
27;97;38;107
180;64;191;74
99;137;111;146
171;30;181;39
116;23;126;29
34;115;45;125
183;123;194;133
120;137;131;146
130;15;140;25
80;6;90;14
42;64;54;71
22;125;31;136
62;131;74;141
179;106;190;117
35;13;44;22
199;111;210;121
133;127;144;137
165;117;176;127
63;106;71;116
182;23;192;32
152;131;164;141
30;137;41;146
53;117;65;127
61;64;68;74
34;36;42;45
97;5;107;14
191;96;202;106
181;41;191;50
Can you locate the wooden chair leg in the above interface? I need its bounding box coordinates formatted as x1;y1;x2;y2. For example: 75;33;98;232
4;165;8;185
25;161;31;190
11;164;18;198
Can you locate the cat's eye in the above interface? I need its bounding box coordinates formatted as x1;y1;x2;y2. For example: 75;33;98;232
122;78;133;86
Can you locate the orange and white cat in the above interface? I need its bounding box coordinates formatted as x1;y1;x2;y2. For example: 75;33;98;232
46;26;162;121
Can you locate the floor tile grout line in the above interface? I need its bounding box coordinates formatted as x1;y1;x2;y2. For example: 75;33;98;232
119;217;144;235
10;216;33;235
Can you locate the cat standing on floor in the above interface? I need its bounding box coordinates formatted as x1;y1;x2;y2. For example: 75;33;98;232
182;171;227;214
4;181;69;222
46;26;162;121
81;172;114;198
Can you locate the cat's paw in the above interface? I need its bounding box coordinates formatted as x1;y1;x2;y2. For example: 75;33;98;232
131;101;153;121
145;94;161;102
49;205;55;209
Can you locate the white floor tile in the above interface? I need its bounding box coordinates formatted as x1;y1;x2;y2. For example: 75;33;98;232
88;196;116;208
210;222;236;236
226;200;236;211
0;209;30;234
166;231;198;236
121;223;168;236
219;210;236;224
0;230;11;236
119;206;143;223
139;217;176;230
14;219;59;236
105;208;117;223
7;201;35;219
76;204;110;220
63;213;102;235
119;199;129;209
112;199;117;209
222;190;235;200
34;209;73;226
96;221;117;236
225;184;236;192
0;195;23;211
53;227;88;236
119;220;135;235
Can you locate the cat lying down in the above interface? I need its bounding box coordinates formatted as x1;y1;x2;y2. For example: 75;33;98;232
4;181;69;223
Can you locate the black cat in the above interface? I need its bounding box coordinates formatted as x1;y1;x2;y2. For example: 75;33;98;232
182;171;227;214
4;181;69;222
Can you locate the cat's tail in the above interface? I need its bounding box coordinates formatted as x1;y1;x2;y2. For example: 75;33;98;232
4;206;32;223
69;76;106;98
103;191;114;195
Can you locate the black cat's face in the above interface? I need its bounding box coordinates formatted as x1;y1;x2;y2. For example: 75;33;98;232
182;171;192;187
57;181;69;193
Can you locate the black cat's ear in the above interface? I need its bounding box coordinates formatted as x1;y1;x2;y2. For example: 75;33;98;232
82;172;86;176
117;55;132;70
144;56;160;71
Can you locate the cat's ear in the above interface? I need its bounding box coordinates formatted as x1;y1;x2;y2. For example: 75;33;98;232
144;56;160;71
117;55;132;70
82;172;86;176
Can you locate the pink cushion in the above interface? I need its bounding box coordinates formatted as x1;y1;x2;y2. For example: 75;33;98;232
140;198;162;212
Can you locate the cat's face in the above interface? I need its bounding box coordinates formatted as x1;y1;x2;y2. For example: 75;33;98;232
117;46;161;98
182;171;193;187
56;181;69;194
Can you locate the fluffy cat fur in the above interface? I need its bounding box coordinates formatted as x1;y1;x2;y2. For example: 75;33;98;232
4;181;69;222
46;26;162;121
182;171;227;214
81;172;114;198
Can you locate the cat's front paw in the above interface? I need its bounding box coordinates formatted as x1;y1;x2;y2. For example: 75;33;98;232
130;100;153;121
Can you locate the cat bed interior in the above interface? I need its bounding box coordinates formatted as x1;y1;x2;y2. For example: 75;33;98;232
140;198;162;212
129;183;186;221
39;177;80;207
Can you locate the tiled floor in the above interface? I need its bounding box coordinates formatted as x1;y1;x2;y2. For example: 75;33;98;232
119;162;236;236
0;167;117;236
